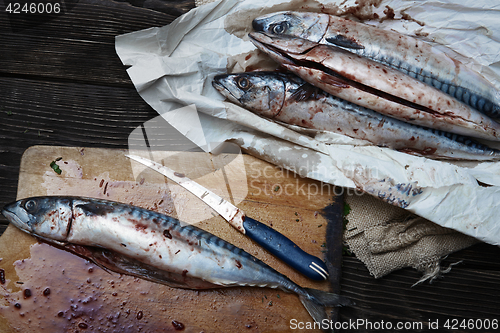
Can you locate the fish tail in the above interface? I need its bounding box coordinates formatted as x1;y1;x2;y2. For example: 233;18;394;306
298;288;353;332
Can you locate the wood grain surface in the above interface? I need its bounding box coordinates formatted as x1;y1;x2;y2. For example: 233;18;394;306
1;0;500;332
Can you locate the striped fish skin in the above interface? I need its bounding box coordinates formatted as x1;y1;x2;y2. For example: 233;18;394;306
213;71;500;161
248;32;500;142
2;196;350;324
252;11;500;118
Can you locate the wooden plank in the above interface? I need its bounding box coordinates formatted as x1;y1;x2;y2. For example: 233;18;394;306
0;76;198;223
3;0;193;37
0;145;341;332
339;246;500;332
0;77;157;141
324;202;344;324
0;33;133;85
0;0;195;85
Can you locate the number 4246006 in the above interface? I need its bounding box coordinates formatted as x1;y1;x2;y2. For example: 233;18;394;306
5;2;61;14
444;318;498;330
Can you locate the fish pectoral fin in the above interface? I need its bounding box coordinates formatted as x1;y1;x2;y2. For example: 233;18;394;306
290;84;322;102
74;202;115;216
317;72;351;89
326;35;365;49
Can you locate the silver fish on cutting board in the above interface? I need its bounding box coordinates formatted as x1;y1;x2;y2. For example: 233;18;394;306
213;71;500;161
252;11;500;119
1;196;351;326
248;31;500;142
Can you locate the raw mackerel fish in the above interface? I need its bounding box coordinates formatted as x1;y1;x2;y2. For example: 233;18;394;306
248;32;500;142
252;11;500;119
213;71;500;161
1;196;350;325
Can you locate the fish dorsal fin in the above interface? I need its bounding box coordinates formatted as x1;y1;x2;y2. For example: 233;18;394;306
289;84;324;102
326;35;365;49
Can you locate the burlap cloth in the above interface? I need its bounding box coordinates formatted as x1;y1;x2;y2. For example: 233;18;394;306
344;193;479;284
193;0;480;284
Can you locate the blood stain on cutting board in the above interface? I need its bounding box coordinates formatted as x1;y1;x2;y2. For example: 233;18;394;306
42;159;176;217
0;242;307;332
0;242;188;332
41;159;218;225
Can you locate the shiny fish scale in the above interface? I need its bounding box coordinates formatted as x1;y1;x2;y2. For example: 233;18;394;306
334;30;498;116
248;31;500;142
213;71;500;161
69;199;269;286
92;201;241;252
252;11;500;118
371;51;494;115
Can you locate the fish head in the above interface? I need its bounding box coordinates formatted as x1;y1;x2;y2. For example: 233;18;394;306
252;11;328;43
212;72;288;118
2;197;73;241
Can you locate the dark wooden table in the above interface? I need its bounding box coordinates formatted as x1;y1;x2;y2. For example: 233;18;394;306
1;0;500;332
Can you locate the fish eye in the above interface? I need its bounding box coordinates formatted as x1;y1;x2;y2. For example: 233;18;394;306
272;22;287;34
237;77;251;90
24;199;38;213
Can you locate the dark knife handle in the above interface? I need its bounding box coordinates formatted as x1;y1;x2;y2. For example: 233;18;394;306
242;216;329;281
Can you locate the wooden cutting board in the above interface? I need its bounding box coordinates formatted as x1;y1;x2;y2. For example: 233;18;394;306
0;146;343;333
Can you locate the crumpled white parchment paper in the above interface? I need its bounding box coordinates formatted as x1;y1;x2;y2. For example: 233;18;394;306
115;0;500;245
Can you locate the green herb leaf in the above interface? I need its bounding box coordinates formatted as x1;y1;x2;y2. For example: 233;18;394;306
343;203;351;216
50;160;62;175
343;203;352;231
342;245;354;257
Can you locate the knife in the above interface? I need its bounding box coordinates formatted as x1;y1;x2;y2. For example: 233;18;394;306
126;154;329;281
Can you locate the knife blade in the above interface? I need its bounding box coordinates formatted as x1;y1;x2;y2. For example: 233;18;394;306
126;154;329;281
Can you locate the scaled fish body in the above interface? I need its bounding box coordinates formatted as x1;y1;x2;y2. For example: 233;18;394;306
252;11;500;118
213;71;500;161
2;196;349;325
249;32;500;142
